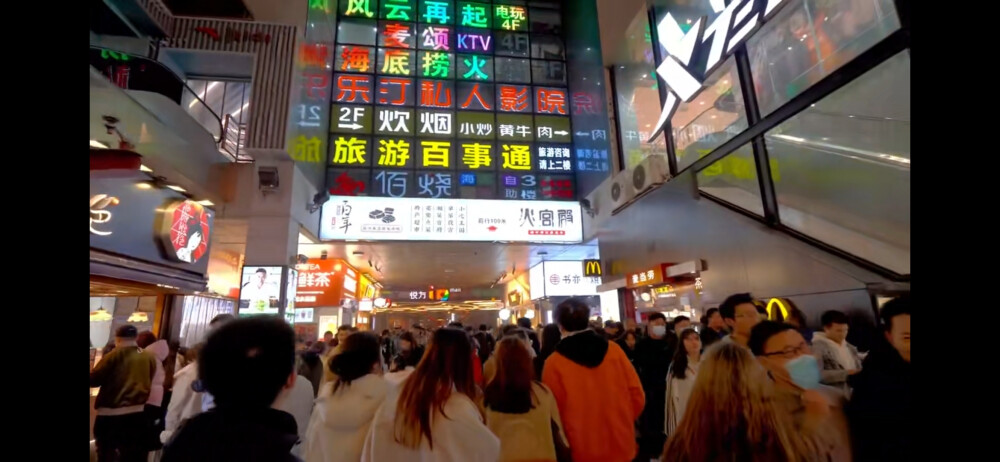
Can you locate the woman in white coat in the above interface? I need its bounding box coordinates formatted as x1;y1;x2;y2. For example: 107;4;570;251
665;328;701;437
361;328;500;462
304;331;389;462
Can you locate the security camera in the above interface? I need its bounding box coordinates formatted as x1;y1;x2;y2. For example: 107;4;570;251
308;190;330;213
579;197;597;218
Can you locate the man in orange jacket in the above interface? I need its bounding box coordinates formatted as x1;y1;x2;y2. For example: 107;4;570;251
542;298;645;462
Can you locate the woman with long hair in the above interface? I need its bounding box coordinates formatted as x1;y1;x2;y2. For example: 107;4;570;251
617;330;639;366
361;328;500;461
664;328;701;436
304;331;388;462
662;342;816;462
485;337;569;462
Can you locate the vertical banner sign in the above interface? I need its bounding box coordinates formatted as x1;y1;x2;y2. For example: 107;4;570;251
323;0;576;202
288;0;338;186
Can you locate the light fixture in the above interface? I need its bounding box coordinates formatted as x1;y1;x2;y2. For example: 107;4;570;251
498;308;511;320
140;164;153;173
787;46;793;50
127;312;149;323
197;199;215;206
135;182;152;190
90;140;109;149
525;309;535;319
167;185;187;193
90;308;112;322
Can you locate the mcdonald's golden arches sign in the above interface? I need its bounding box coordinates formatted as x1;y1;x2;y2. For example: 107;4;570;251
583;259;602;277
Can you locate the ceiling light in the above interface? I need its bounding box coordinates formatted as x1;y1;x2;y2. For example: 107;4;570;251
140;164;153;172
135;182;152;190
167;185;187;193
722;80;728;85
710;115;717;119
90;140;109;149
619;65;625;69
89;308;112;322
645;124;651;128
787;46;793;50
686;19;692;24
196;199;214;207
127;312;149;323
699;101;705;105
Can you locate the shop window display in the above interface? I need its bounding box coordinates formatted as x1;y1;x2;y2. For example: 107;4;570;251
747;0;901;116
763;51;910;274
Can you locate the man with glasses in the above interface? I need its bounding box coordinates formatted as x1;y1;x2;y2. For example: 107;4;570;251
750;321;851;462
718;293;760;348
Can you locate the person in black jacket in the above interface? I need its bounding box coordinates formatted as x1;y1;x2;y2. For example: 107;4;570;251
847;295;911;462
632;312;678;460
162;316;302;462
517;317;541;355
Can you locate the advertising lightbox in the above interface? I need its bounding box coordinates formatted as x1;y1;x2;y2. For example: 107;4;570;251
319;196;583;242
239;266;283;315
528;261;601;298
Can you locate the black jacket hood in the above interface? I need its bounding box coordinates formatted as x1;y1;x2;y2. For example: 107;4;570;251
162;407;301;462
555;330;609;368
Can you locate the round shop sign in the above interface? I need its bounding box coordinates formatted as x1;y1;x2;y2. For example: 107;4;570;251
549;274;560;285
161;200;211;264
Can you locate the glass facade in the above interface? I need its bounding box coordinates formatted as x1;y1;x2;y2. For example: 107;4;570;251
766;51;910;274
696;144;763;216
672;57;747;172
747;0;900;116
613;10;667;172
624;0;908;275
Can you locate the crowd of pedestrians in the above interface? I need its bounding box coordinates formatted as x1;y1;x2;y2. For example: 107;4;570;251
90;293;910;462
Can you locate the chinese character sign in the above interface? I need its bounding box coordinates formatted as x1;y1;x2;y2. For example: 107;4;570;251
325;0;575;203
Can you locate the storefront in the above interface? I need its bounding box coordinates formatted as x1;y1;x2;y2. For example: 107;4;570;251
292;258;373;341
624;261;705;323
90;168;223;437
528;261;602;325
90;169;219;346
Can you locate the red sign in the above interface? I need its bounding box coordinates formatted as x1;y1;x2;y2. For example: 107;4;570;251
160;200;211;264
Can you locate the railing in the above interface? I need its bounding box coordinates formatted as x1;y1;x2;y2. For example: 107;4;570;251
90;46;223;145
221;114;252;162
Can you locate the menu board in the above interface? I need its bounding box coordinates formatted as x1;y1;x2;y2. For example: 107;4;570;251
326;1;575;201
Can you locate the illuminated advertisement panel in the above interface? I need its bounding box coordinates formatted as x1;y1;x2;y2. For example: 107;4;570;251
319;196;583;242
326;0;573;203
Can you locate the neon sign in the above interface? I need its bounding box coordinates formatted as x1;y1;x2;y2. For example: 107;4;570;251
89;194;119;236
648;0;789;142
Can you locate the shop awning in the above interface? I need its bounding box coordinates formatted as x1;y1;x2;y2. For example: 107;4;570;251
90;249;208;293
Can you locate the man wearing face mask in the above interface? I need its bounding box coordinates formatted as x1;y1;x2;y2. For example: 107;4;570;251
632;312;677;460
749;321;851;462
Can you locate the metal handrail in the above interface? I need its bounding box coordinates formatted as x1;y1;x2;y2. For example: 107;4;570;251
90;46;224;144
221;114;251;162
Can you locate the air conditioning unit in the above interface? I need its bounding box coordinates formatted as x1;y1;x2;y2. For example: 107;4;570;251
632;155;670;195
610;167;636;211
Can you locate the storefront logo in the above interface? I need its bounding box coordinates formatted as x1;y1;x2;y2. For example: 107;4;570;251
161;200;211;264
89;194;119;236
648;0;788;142
583;259;602;277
